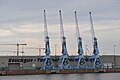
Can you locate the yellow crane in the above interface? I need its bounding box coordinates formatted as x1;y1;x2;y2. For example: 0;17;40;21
0;43;27;56
25;46;45;56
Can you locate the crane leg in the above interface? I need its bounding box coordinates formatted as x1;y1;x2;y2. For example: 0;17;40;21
93;55;103;68
74;55;86;69
42;55;54;70
88;55;103;69
58;55;72;69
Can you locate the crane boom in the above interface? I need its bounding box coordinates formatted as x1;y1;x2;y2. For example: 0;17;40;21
59;10;67;55
43;10;50;55
74;11;83;55
59;10;65;38
89;12;95;39
75;11;80;38
44;10;49;40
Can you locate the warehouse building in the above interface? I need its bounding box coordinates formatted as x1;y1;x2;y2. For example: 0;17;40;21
0;55;120;70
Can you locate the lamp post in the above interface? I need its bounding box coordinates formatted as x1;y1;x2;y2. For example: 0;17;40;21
113;45;116;67
54;44;57;67
55;44;57;58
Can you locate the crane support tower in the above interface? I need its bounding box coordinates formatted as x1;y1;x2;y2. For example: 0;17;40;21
42;10;54;70
89;12;103;69
74;11;86;69
58;10;71;69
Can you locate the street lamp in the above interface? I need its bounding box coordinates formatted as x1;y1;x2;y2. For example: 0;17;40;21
54;44;57;66
55;44;57;57
113;45;117;67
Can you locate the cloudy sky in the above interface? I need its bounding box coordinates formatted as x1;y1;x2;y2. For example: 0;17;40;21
0;0;120;56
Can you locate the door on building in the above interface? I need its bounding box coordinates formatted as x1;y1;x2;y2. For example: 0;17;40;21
8;63;20;70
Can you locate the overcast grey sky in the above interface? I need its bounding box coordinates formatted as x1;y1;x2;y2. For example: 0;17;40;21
0;0;120;56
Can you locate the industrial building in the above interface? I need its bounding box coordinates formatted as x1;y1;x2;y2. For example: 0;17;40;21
0;55;120;70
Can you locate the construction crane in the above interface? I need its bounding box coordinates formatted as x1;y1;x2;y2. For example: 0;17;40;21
89;12;103;69
0;43;26;56
0;50;16;54
58;10;71;69
25;46;45;56
74;11;86;69
42;10;54;70
85;45;91;56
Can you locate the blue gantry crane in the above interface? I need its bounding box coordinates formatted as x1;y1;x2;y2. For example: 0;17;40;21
42;10;54;70
89;12;103;69
58;10;71;69
74;11;86;69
